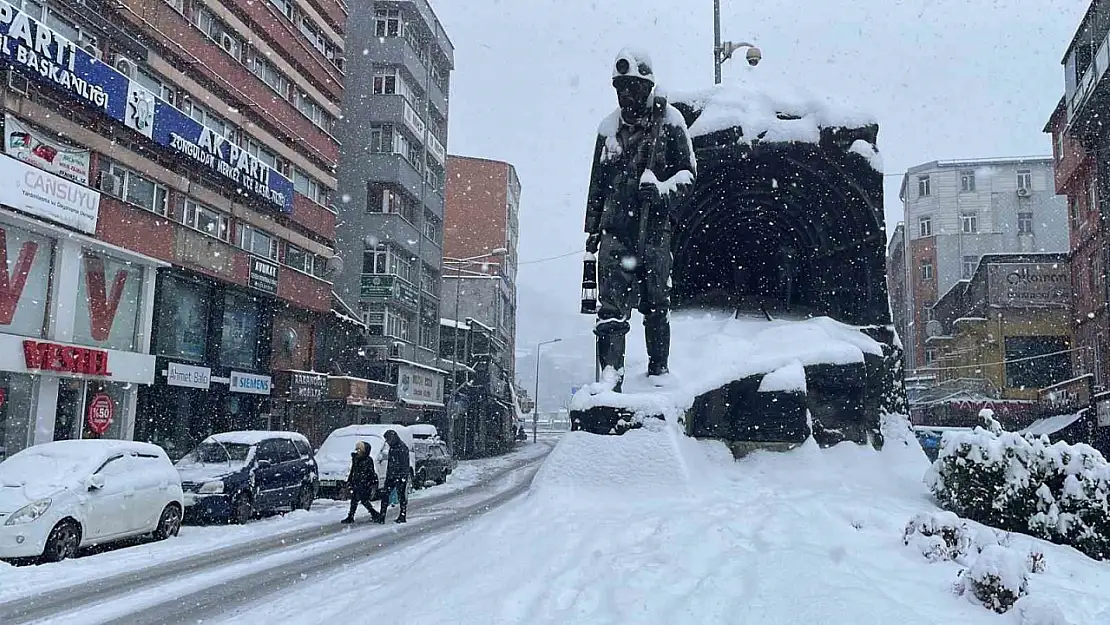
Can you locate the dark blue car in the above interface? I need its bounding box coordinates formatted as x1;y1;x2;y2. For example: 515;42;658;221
175;431;318;524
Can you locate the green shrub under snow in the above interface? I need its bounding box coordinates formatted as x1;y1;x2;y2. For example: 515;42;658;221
925;421;1110;561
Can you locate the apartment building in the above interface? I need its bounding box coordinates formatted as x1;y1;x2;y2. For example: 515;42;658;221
0;0;348;459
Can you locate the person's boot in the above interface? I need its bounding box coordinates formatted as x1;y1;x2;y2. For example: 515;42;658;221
596;332;626;392
341;516;354;524
645;315;670;378
394;514;407;524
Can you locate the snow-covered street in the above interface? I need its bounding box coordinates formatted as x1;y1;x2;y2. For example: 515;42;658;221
208;422;1110;625
0;440;554;624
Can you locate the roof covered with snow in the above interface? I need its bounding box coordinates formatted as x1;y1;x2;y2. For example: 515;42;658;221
207;431;310;446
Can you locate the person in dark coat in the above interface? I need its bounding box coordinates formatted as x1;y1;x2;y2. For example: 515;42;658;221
376;430;410;524
341;441;382;524
583;47;697;391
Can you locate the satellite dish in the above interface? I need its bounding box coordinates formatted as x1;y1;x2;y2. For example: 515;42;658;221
925;320;943;338
324;254;343;277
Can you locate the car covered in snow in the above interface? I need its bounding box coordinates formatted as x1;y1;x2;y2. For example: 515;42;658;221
316;425;415;499
175;431;318;524
408;424;439;440
413;439;453;489
0;440;184;562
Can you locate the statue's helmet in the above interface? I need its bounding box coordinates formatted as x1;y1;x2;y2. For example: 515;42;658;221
612;47;655;86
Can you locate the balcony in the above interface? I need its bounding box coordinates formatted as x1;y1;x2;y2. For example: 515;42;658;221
397;0;454;67
359;273;420;311
365;153;425;199
364;213;438;266
374;38;448;119
1065;6;1110;142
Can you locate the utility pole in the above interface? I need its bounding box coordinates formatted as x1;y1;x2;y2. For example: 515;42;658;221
713;0;722;84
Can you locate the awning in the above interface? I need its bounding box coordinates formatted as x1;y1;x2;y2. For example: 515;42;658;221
1020;410;1086;437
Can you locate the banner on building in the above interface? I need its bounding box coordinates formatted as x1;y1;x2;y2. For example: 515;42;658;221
987;263;1071;308
4;115;91;184
397;363;444;405
0;2;294;212
0;154;100;233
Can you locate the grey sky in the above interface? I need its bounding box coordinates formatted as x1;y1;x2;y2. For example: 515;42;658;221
434;0;1087;400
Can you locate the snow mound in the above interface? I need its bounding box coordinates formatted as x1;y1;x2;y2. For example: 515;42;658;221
957;544;1030;613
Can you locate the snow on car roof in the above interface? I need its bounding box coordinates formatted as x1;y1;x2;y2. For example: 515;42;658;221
207;431;310;446
331;424;405;437
19;439;167;458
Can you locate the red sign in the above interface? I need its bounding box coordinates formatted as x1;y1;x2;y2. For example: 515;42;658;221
0;228;39;325
83;256;129;341
22;340;111;376
86;393;114;435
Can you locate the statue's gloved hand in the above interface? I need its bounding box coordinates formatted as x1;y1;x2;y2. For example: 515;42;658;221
638;181;660;204
585;233;601;254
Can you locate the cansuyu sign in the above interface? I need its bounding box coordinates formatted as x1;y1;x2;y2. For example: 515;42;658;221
0;1;294;213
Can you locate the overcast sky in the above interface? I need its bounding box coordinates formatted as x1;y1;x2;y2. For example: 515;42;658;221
434;0;1088;399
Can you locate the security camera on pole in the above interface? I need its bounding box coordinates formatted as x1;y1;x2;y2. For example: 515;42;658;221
713;0;761;84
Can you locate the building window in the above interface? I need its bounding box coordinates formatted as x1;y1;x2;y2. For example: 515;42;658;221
294;168;327;205
373;70;398;95
363;245;389;274
246;50;291;98
374;8;401;37
293;91;334;134
370;125;393;154
918;215;932;237
959;170;975;193
182;100;232;140
239;225;278;260
194;6;243;61
244;138;278;170
421;268;439;297
917;175;930;197
960;212;978;234
367;184;418;222
183;199;230;241
924;348;936;366
920;260;933;281
1017;212;1033;235
423;215;440;242
220;292;260;369
1070;197;1080;224
419;322;437;351
285;243;314;274
156;276;209;362
99;161;169;216
135;67;176;106
1016;169;1032;191
268;0;294;20
962;255;978;278
74;251;144;351
1055;134;1064;161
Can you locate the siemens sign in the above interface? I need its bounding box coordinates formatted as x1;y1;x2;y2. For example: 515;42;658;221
0;1;294;213
230;371;272;395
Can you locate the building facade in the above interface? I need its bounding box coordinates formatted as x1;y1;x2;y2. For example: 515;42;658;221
886;222;908;349
0;0;348;459
898;158;1069;374
333;0;453;373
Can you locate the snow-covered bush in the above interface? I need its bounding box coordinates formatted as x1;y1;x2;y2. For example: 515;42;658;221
903;511;974;562
955;544;1029;614
926;425;1110;561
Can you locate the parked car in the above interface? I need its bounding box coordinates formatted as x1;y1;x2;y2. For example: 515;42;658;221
408;424;439;440
912;426;973;462
175;431;318;524
315;424;416;499
0;440;184;562
412;439;453;489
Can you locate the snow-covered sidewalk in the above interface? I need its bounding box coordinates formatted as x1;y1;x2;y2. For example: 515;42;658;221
223;422;1110;625
0;440;553;603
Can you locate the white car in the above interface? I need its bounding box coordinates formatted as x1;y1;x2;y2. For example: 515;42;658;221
316;425;416;498
0;440;184;562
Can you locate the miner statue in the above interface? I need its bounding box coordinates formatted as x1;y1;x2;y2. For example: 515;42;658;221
583;48;697;392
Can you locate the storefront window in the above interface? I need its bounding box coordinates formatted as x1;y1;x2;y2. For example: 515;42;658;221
0;373;36;461
156;277;209;362
53;379;127;441
221;292;260;369
73;250;144;351
0;222;54;338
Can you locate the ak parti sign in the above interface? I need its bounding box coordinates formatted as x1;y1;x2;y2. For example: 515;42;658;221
22;340;111;376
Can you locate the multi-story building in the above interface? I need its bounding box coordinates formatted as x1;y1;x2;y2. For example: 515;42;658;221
897;158;1069;374
333;0;452;372
886;222;908;348
0;0;349;459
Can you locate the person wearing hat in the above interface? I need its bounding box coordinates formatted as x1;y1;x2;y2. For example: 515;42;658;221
583;47;697;391
341;440;383;524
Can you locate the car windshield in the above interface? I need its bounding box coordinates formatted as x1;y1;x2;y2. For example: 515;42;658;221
0;450;90;489
177;442;252;467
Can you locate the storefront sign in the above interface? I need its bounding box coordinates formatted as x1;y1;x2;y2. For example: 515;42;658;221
4;115;91;184
166;362;211;389
248;256;279;295
987;263;1071;308
290;370;326;401
230;370;271;395
360;274;393;299
0;2;294;213
22;339;110;376
0;154;99;233
397;363;443;405
86;392;113;435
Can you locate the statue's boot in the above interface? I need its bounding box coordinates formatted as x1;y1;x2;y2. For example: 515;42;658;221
645;315;670;378
596;332;626;393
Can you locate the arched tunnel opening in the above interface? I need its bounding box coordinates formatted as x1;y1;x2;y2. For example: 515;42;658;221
668;107;890;328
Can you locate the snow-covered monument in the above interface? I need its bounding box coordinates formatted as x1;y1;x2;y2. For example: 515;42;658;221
572;75;906;455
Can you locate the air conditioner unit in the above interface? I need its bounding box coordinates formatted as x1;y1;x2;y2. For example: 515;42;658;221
1016;187;1031;198
219;33;237;55
6;69;29;96
82;41;102;60
113;55;137;79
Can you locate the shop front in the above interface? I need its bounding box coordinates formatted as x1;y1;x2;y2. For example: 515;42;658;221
0;193;163;460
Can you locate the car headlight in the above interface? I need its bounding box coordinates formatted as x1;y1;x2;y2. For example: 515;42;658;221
198;481;225;494
5;498;51;526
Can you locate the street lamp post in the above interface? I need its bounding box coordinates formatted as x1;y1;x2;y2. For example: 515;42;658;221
533;338;562;443
713;0;761;84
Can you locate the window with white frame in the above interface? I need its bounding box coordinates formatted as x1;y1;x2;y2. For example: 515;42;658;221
163;0;184;13
387;314;409;341
1017;169;1032;191
423;213;439;242
293;91;334;133
1055;133;1064;161
959;170;975;193
284;243;314;274
962;255;978;278
374;8;401;37
372;68;414;102
182;100;233;140
293;168;327;205
194;6;243;61
99;160;169;216
183;199;230;241
135;67;176;105
924;348;936;366
920;260;933;281
239;225;278;259
370;125;393;154
1018;212;1033;235
268;0;294;20
917;175;930;197
244;138;278;170
363;244;388;274
960;212;978;233
1089;180;1098;214
918;215;932;237
246;50;291;98
419;322;437;350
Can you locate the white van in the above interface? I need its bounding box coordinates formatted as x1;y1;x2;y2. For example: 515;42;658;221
315;425;416;498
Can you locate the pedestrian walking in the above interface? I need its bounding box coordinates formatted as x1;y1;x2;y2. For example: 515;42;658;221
342;441;382;524
376;430;410;524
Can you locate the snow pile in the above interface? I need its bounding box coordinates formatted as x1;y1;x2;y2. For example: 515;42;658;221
532;426;692;496
758;360;806;392
926;424;1110;561
572;311;884;420
670;75;875;145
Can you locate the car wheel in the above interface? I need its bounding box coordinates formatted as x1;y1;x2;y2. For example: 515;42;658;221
154;504;182;540
414;469;426;490
42;520;81;563
436;471;447;485
232;493;254;525
296;484;314;511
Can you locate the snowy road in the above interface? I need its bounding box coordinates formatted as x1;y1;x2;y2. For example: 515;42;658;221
0;440;554;625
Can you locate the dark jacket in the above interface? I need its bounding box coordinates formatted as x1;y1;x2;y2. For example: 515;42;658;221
384;439;410;481
347;452;378;498
584;96;696;247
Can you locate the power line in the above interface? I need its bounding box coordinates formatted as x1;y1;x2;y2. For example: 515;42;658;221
920;347;1084;373
519;249;584;265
